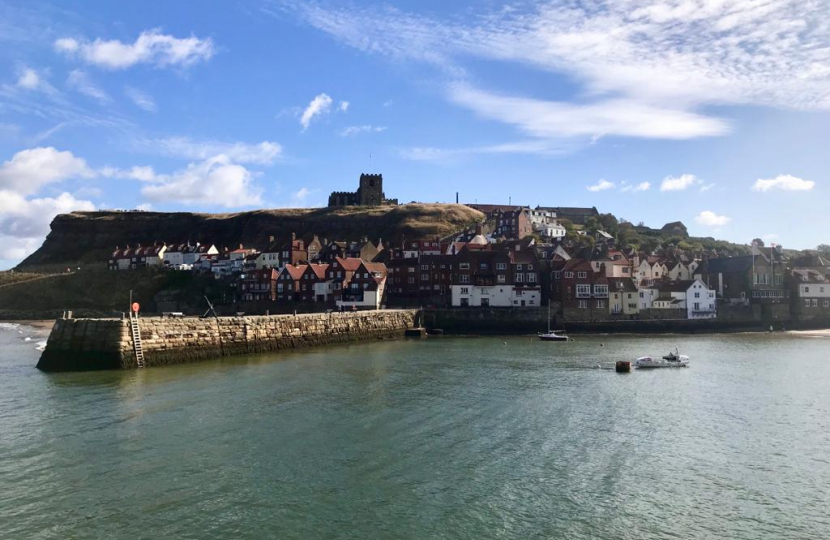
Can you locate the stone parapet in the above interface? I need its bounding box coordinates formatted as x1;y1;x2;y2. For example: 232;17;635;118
37;310;418;371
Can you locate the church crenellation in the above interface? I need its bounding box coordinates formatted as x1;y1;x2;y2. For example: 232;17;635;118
328;173;398;207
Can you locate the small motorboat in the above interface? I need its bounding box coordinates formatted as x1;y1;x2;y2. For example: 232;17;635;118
635;353;690;368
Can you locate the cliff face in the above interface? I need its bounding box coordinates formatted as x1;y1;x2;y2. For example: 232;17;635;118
19;204;483;268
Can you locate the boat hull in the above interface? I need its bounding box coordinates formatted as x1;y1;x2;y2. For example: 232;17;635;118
538;334;568;342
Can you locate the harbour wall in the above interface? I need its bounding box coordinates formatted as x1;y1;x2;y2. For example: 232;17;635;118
37;310;419;371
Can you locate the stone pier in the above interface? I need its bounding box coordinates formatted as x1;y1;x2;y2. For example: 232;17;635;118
37;310;419;371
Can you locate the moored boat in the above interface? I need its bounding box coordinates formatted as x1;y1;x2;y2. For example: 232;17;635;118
538;300;568;342
635;354;690;368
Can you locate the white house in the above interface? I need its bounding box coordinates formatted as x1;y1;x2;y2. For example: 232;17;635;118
650;279;716;319
451;285;540;308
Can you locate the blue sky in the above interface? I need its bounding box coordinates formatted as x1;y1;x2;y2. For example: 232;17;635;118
1;0;829;269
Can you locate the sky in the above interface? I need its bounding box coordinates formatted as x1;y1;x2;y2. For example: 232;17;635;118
1;0;829;269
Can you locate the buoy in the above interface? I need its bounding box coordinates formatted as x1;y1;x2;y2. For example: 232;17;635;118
615;360;631;373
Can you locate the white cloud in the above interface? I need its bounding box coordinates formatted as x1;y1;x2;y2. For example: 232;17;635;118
695;210;731;227
0;147;95;195
338;100;349;112
17;68;41;90
53;30;214;70
140;155;262;208
0;190;94;263
399;139;576;161
699;183;716;193
621;181;650;192
66;69;110;103
660;174;699;192
340;125;387;137
752;174;815;192
14;67;57;94
449;83;729;140
140;137;282;165
285;187;321;208
280;1;830;143
587;179;615;192
124;86;156;112
300;93;333;130
136;203;153;211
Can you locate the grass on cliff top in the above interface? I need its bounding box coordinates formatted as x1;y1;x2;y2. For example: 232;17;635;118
70;203;484;222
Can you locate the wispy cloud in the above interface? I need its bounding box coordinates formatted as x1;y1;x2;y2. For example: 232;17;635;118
449;83;729;140
54;29;215;70
399;139;577;161
136;137;282;165
275;0;830;146
587;179;615;192
66;69;110;104
124;86;156;112
699;183;716;193
752;174;815;192
338;100;349;112
340;125;387;137
300;93;333;130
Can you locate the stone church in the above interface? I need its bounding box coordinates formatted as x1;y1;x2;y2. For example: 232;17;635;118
328;173;398;207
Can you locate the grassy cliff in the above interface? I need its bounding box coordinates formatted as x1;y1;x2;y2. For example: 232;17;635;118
18;204;484;269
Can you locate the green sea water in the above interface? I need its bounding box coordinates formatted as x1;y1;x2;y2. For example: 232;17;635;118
1;323;829;539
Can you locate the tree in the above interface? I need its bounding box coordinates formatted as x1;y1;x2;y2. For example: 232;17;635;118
817;244;830;255
752;238;765;247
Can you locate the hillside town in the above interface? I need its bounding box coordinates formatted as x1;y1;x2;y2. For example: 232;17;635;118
104;174;830;327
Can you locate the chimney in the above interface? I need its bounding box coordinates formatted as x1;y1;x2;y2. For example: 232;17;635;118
475;223;483;236
456;192;459;204
291;232;296;241
269;235;275;243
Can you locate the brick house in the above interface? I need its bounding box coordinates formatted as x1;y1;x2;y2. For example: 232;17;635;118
297;263;330;302
275;264;307;301
238;268;278;302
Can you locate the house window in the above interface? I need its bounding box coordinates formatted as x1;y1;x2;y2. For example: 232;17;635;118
805;299;811;307
553;271;562;279
594;285;608;296
804;286;810;293
479;262;488;270
460;287;469;294
459;263;470;270
577;271;587;278
421;265;429;270
527;273;537;283
564;272;574;278
824;300;829;308
576;284;591;297
578;300;588;309
497;275;506;283
596;300;606;309
527;264;534;270
695;292;700;298
460;275;471;283
497;263;507;270
421;273;429;281
812;299;818;307
639;292;644;298
515;273;524;283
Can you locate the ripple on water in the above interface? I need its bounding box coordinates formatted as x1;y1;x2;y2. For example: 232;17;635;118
1;332;830;539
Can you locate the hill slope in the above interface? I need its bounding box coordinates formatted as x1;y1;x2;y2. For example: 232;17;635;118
18;204;484;269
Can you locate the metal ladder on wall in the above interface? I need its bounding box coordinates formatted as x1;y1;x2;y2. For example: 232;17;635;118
129;312;146;368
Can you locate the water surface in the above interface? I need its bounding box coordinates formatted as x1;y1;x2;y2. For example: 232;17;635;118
2;324;829;539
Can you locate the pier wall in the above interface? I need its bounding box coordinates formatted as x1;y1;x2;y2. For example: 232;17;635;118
37;310;419;371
